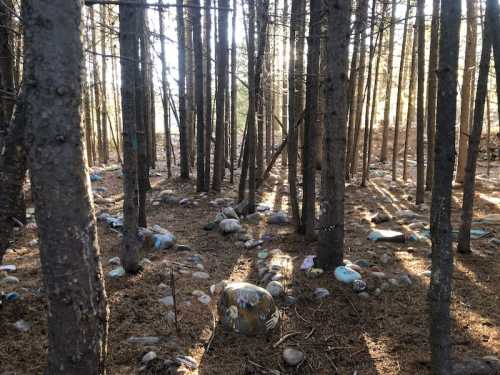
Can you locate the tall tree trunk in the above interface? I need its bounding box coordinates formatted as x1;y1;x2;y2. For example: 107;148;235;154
301;0;321;239
487;0;500;116
212;0;229;191
295;0;306;165
119;1;140;274
90;7;103;164
177;0;190;179
415;0;426;204
159;0;172;178
0;0;14;142
247;0;257;212
456;0;477;184
380;0;396;162
391;1;411;181
185;3;195;168
24;1;108;372
281;0;288;167
203;0;212;190
193;0;205;191
457;3;493;254
429;0;461;372
230;0;238;184
318;0;350;270
100;4;109;164
425;0;440;190
287;0;302;228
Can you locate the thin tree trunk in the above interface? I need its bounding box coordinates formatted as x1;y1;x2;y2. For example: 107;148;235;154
415;0;426;203
281;0;288;167
119;1;140;273
391;1;411;181
380;0;396;162
425;0;440;190
24;1;108;372
212;0;229;191
90;7;103;164
203;0;212;190
159;0;172;177
0;0;14;140
301;0;321;239
230;0;237;184
247;0;257;212
456;0;477;184
185;3;195;168
177;0;190;179
429;0;461;372
318;0;350;270
100;4;109;163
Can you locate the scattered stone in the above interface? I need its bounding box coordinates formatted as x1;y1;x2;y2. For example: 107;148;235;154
166;311;176;322
159;296;174;307
192;271;210;280
214;212;228;224
222;207;239;220
127;336;161;345
398;274;412;286
256;204;271;212
5;292;20;301
237;232;252;242
314;287;330;299
395;209;418;220
25;222;37;231
142;351;157;364
210;280;228;295
374;288;382;296
108;266;126;278
14;320;31;332
219;219;242;234
346;263;363;272
28;239;38;247
267;211;288;225
271;273;284;281
257;250;269;259
153;232;176;250
352;279;367;293
159;191;180;204
218;282;279;335
305;268;324;278
388;278;399;287
380;281;390;290
488;238;500;247
176;244;193;252
197;294;211;305
203;222;217;231
2;275;19;284
334;266;362;284
370;271;387;279
408;222;426;230
380;253;392;265
175;356;198;369
244;239;263;249
358;292;370;299
355;259;370;268
266;281;284;297
371;212;391;224
261;234;273;242
179;198;190;206
158;283;169;290
368;229;406;243
284;295;298;306
283;347;305;366
139;258;152;267
420;270;432;277
108;256;121;266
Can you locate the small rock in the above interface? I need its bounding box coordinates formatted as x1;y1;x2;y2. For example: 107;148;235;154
314;287;330;299
352;279;367;293
395;209;418;220
209;280;228;295
142;351;157;364
179;198;190;206
358;292;370;299
408;221;426;230
222;207;239;220
388;278;399;287
166;311;176;322
266;281;284;297
420;270;432;277
245;239;264;249
370;271;387;279
371;212;391;224
14;320;31;332
257;250;269;259
108;266;125;278
380;253;392;264
5;292;20;301
283;347;304;366
346;263;363;272
246;212;263;224
159;296;174;306
305;268;324;278
284;295;298;306
256;204;271;212
203;222;217;231
0;264;16;272
214;212;227;224
127;336;161;345
374;288;382;296
197;294;211;304
153;232;176;250
28;239;38;247
267;211;288;225
355;259;370;268
176;244;193;252
108;257;121;266
139;258;152;267
271;273;284;281
192;271;210;280
398;274;412;286
219;219;242;234
334;266;362;284
2;275;19;284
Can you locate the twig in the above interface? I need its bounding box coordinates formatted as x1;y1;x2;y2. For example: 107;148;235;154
304;327;315;340
205;310;217;353
272;331;301;348
170;267;179;334
326;354;339;373
294;306;312;325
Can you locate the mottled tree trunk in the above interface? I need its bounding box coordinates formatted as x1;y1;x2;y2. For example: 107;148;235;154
0;0;14;142
90;7;103;164
429;0;461;373
247;0;257;212
23;1;108;373
119;1;140;274
281;0;288;167
230;0;238;184
203;0;212;190
185;3;195;168
318;0;350;270
100;4;109;164
415;0;426;203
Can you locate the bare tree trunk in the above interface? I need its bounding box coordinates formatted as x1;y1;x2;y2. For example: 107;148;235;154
159;0;172;177
429;0;461;372
247;0;257;212
380;0;396;163
90;7;103;164
415;0;426;203
203;0;212;190
119;1;140;273
0;0;14;141
281;0;288;167
391;1;410;181
456;0;477;184
212;0;229;191
301;0;321;239
425;0;440;190
185;3;195;168
177;0;190;179
318;0;350;270
100;4;109;164
24;1;108;372
295;0;306;166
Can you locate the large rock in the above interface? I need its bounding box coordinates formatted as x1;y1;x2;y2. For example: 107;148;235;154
218;282;279;336
219;219;242;234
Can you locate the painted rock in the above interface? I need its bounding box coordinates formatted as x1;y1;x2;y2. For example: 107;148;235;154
218;282;279;336
334;266;362;284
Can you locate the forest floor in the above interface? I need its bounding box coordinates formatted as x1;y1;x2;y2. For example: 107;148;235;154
1;153;499;375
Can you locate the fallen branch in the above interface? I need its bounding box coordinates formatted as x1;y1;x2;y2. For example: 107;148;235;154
272;331;301;348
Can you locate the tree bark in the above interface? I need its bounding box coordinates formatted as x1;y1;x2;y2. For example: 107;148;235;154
90;7;103;164
318;0;350;270
100;4;110;164
429;0;461;373
415;0;426;203
23;1;108;372
247;0;257;212
0;0;14;142
230;0;237;184
281;0;288;167
203;0;212;190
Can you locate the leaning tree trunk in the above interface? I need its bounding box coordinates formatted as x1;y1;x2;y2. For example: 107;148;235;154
415;0;426;204
212;0;229;191
429;0;461;373
318;0;351;270
23;1;108;373
119;1;140;274
456;0;477;184
457;4;493;254
177;0;190;179
425;0;440;190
